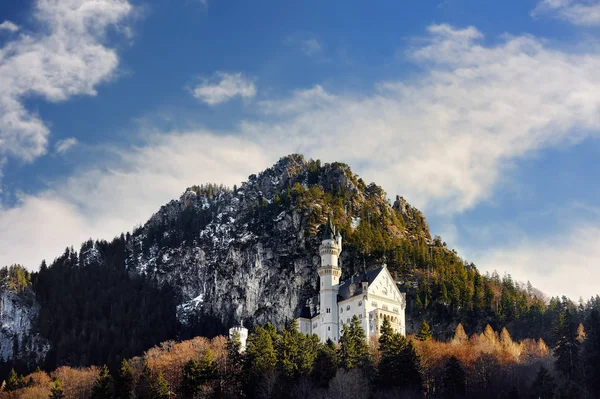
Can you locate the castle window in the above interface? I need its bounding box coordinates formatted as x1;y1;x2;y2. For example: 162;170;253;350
358;300;363;306
359;314;363;319
328;326;330;331
393;307;398;313
340;307;343;313
326;307;331;314
346;318;350;323
382;305;388;310
346;305;350;311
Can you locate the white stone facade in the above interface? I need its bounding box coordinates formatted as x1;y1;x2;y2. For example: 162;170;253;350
297;224;406;343
228;326;248;352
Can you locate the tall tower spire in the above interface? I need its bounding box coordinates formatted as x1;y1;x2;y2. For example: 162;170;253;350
318;217;342;342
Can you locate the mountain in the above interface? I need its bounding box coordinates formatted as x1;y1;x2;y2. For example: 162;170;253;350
1;154;596;374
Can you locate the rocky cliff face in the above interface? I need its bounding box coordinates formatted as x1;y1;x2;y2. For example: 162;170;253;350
0;284;49;365
123;154;428;330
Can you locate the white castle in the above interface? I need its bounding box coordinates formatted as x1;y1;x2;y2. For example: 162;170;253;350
296;218;406;343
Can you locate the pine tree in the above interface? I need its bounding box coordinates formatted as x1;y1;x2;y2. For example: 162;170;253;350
135;363;153;399
553;310;581;382
531;365;556;399
583;309;600;396
276;320;302;378
245;326;277;378
153;371;170;399
339;316;369;369
442;356;466;398
182;359;202;398
49;376;64;399
91;364;114;399
377;322;422;392
114;359;134;399
312;338;339;387
416;319;433;341
224;331;244;397
4;368;22;391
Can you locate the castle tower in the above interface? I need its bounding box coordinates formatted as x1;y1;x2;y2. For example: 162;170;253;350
228;325;248;353
318;216;342;342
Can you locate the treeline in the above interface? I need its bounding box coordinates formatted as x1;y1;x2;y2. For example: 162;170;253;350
4;309;600;398
0;264;32;293
31;239;179;369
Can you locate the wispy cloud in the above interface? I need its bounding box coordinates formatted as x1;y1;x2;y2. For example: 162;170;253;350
0;21;19;32
532;0;600;26
301;38;323;56
54;138;79;154
0;0;133;173
192;72;256;105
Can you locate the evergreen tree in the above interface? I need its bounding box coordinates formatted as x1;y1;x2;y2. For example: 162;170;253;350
153;371;170;399
312;339;339;387
114;359;134;399
182;359;202;398
135;364;153;399
276;320;302;378
553;310;581;382
416;319;433;341
442;356;466;398
91;364;114;399
530;366;556;399
49;376;64;399
377;321;422;392
245;326;277;378
4;368;22;391
339;316;369;369
182;358;201;396
583;309;600;396
224;331;244;397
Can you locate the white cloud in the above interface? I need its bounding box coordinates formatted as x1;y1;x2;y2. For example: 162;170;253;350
301;38;323;56
4;24;600;300
54;137;79;154
0;0;132;168
533;0;600;26
243;24;600;214
474;224;600;300
0;21;19;32
0;131;270;270
192;72;256;105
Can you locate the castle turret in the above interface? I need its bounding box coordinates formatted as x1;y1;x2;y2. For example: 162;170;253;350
228;325;248;353
318;216;342;342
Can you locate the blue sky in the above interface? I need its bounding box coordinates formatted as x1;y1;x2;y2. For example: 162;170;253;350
1;0;600;300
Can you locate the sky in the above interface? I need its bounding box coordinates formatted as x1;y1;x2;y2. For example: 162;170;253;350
1;0;600;301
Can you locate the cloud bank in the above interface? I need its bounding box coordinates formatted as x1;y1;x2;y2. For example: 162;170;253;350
0;0;132;169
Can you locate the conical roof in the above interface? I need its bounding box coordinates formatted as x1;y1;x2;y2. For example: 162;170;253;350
323;215;336;240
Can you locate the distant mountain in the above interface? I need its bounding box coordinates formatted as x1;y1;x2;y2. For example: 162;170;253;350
2;154;597;373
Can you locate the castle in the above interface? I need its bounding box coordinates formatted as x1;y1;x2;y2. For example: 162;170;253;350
296;218;406;343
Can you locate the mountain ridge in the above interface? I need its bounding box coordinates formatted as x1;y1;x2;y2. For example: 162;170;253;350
1;153;595;374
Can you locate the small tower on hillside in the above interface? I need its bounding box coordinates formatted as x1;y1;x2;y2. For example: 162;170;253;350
228;325;248;353
318;216;342;342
